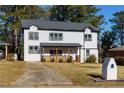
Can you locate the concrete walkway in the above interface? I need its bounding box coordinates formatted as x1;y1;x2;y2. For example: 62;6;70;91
12;62;73;87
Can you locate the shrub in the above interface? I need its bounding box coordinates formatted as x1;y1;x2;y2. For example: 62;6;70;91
59;58;63;63
115;57;124;66
41;57;46;62
51;57;55;62
67;56;73;63
7;53;14;61
86;55;96;63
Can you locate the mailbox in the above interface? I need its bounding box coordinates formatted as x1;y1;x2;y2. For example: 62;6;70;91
102;58;117;80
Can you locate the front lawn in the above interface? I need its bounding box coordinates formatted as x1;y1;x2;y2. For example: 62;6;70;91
44;63;124;87
0;61;26;85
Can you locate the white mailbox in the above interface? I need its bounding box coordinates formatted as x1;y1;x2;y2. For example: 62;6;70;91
102;58;117;80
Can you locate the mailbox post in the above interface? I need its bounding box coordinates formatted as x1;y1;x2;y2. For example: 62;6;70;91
102;58;117;80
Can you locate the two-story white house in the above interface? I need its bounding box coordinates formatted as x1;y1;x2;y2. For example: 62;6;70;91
21;19;99;63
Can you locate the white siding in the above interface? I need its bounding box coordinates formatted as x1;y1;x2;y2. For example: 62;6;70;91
84;28;98;48
24;26;41;61
24;25;98;62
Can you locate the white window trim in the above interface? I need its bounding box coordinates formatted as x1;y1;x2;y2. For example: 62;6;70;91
49;33;63;41
29;46;39;54
29;32;39;40
84;34;92;41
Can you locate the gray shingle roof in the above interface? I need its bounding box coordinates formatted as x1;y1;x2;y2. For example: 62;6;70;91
21;19;99;32
108;45;124;51
40;43;82;47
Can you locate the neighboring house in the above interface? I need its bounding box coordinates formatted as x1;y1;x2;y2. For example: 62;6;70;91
21;19;99;63
108;45;124;57
0;40;10;59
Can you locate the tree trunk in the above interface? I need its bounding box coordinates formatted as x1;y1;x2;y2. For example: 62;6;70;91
14;30;18;53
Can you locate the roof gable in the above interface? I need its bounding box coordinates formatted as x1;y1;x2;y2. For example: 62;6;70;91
29;25;38;30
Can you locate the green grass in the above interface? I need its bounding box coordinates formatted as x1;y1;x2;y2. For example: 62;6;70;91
44;63;124;87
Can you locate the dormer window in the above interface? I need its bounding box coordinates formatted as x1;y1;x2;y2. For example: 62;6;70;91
84;34;92;41
29;32;39;40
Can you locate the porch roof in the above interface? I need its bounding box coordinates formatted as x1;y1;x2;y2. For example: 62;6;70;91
40;43;82;47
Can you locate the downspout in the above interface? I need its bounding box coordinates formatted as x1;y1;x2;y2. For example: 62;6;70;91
98;31;100;63
83;32;85;62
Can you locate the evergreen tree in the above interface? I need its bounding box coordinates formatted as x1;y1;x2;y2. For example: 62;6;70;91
49;5;104;27
101;31;117;57
0;5;45;59
110;11;124;45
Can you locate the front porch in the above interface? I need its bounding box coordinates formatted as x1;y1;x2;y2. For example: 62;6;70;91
40;43;82;62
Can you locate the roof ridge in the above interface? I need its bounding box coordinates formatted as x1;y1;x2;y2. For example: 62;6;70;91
21;19;99;31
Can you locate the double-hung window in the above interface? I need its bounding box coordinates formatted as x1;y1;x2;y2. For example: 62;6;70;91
29;32;39;40
54;33;58;40
59;33;63;40
86;49;90;57
29;46;39;54
49;33;63;41
84;34;92;41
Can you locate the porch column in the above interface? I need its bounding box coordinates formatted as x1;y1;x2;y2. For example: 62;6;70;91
68;48;70;57
77;47;81;62
56;48;58;62
5;45;8;59
79;47;81;62
43;47;44;57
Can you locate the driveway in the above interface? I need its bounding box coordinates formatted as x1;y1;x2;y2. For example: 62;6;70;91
12;62;72;87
